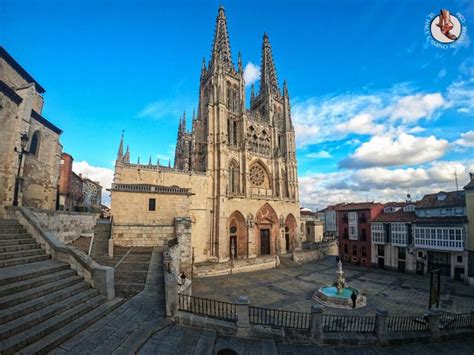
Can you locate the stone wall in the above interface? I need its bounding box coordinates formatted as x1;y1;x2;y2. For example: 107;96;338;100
293;241;338;264
28;207;99;244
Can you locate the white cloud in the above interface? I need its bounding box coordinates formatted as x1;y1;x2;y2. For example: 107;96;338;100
243;62;260;87
339;133;448;168
454;130;474;147
336;113;383;135
72;161;114;206
306;151;332;159
447;78;474;114
388;93;445;123
291;84;446;148
299;160;473;210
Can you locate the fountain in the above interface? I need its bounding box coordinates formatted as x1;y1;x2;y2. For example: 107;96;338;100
312;260;366;308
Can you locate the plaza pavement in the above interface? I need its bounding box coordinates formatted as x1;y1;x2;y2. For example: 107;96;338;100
193;255;474;316
50;252;474;354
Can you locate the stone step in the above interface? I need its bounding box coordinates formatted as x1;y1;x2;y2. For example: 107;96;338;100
0;233;31;240
0;254;50;268
0;238;36;247
0;288;99;340
0;295;107;354
0;275;83;309
0;243;40;253
0;269;77;297
0;220;21;226
0;260;69;287
0;228;26;235
19;297;124;354
0;248;45;261
0;282;90;324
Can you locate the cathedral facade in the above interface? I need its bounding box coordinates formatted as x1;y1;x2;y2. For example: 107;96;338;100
111;7;301;264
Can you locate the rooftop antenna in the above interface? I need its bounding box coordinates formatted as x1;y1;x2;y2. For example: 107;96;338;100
454;171;459;191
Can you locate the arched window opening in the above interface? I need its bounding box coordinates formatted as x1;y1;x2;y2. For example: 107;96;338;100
30;131;40;156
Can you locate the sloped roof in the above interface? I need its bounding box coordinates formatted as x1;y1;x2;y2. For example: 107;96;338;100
335;202;382;211
371;210;417;223
416;191;465;209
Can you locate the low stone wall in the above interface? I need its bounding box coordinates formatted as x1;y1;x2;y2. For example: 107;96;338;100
194;256;280;278
292;249;325;264
27;207;99;244
294;240;338;264
112;223;175;247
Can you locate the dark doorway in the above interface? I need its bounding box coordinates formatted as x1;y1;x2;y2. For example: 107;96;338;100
285;233;290;252
416;261;425;275
378;257;384;268
454;267;464;281
398;260;406;272
428;251;451;277
230;235;237;259
260;229;270;255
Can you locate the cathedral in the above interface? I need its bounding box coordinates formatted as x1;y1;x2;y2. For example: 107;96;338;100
111;6;302;266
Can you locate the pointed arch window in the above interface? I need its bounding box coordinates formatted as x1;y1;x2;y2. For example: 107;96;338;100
229;161;239;194
30;131;40;156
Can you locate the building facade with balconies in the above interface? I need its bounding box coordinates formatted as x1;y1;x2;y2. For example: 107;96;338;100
336;202;383;266
370;202;417;273
413;190;468;281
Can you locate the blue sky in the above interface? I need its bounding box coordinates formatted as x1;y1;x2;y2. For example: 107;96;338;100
1;0;473;208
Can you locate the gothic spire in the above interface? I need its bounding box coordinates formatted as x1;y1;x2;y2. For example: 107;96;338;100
148;155;152;165
182;111;186;132
192;109;196;122
124;145;130;163
251;83;255;101
117;130;124;159
238;52;243;73
211;6;233;66
260;33;280;96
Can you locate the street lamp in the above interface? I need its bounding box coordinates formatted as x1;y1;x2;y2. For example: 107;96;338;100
13;132;29;207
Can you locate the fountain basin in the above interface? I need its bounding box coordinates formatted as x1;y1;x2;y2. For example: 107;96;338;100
313;286;367;308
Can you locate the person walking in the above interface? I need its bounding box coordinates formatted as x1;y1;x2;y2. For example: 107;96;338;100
351;291;357;308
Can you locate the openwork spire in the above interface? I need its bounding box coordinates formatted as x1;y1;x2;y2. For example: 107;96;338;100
211;6;233;66
117;130;124;159
260;33;279;96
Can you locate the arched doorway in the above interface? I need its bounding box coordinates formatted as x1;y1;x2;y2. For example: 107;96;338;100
228;211;247;259
255;203;279;256
285;214;297;252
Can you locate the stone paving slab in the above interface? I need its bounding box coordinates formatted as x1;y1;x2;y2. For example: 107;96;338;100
193;256;474;316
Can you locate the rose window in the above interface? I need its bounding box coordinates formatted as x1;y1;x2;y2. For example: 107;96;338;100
250;165;265;186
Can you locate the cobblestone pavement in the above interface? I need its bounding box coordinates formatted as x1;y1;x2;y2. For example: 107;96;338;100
193;256;474;315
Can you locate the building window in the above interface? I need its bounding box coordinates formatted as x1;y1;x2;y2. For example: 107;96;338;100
398;247;406;260
148;198;156;211
307;227;310;235
414;226;464;251
361;228;367;241
371;223;385;244
352;245;358;256
391;223;408;246
30;130;40;156
377;244;385;256
361;246;367;257
457;255;463;263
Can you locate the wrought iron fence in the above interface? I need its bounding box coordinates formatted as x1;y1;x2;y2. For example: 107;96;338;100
387;315;428;332
249;306;310;329
322;314;376;333
178;294;237;322
439;313;472;330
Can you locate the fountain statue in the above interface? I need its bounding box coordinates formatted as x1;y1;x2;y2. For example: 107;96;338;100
312;260;367;309
334;260;347;293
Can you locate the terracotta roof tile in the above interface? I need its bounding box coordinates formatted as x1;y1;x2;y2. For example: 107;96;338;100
416;191;465;209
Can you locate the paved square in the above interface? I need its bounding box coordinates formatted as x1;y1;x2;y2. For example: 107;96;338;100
193;256;474;315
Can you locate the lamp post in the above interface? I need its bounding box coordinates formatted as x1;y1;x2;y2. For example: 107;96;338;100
13;133;29;207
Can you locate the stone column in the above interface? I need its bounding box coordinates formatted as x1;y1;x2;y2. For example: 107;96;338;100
164;251;179;318
375;309;388;345
236;296;251;337
310;304;323;340
427;309;442;339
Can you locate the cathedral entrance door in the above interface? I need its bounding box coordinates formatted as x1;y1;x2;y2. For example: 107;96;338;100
285;233;290;252
260;229;271;255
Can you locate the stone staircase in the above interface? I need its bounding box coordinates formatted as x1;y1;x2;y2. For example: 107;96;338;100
0;219;123;354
